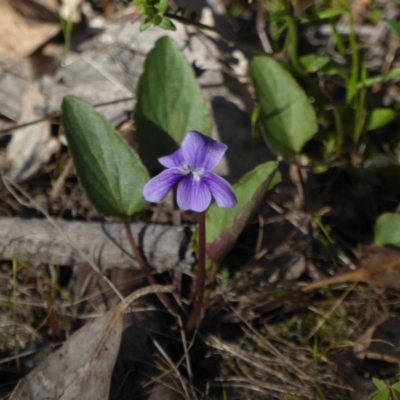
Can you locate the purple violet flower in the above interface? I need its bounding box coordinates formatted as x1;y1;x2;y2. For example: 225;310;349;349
143;131;237;212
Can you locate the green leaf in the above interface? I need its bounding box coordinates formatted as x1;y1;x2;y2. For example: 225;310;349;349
370;389;390;400
374;213;400;248
143;6;157;19
365;108;397;131
373;379;388;391
139;18;153;32
152;14;162;26
370;379;390;400
136;3;146;14
357;68;400;89
158;17;176;31
271;10;290;23
298;8;347;24
250;56;318;156
300;54;347;77
391;381;400;393
135;36;212;170
392;385;400;400
385;19;400;37
319;62;348;77
155;0;168;14
61;96;149;217
205;162;281;263
300;54;331;72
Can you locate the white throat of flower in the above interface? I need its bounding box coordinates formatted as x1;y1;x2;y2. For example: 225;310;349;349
192;168;204;181
181;164;204;182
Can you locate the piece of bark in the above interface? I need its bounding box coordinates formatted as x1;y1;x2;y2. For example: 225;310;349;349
0;218;194;270
0;64;27;122
5;83;59;182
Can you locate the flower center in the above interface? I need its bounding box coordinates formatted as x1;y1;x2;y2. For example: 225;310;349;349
180;164;204;181
192;168;203;182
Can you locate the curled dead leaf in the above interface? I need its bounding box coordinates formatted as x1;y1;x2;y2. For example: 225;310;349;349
10;285;173;400
302;245;400;292
354;315;400;364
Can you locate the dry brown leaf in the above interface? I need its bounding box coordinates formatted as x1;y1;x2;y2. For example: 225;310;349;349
302;246;400;292
9;285;173;400
0;0;60;59
354;315;400;364
351;0;372;24
291;0;314;17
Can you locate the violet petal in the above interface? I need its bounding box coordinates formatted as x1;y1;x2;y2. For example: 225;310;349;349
143;168;184;202
202;171;237;208
158;148;186;169
177;174;212;212
181;131;227;170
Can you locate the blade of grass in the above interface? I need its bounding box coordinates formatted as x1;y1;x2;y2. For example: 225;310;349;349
344;0;360;104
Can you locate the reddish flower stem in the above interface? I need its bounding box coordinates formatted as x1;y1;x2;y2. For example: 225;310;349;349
186;211;206;333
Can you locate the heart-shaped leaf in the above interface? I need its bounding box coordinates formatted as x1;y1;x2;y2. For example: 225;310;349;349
374;213;400;248
205;162;281;263
250;56;318;156
135;36;212;170
62;96;149;217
